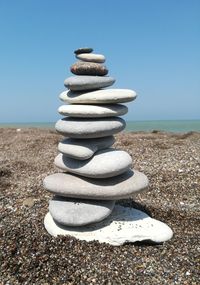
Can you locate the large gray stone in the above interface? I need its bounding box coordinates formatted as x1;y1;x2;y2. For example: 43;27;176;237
58;104;128;118
49;196;115;226
58;136;115;160
43;169;149;200
64;76;115;91
44;206;173;245
55;117;126;139
54;149;132;178
44;205;173;246
59;89;137;104
76;53;105;63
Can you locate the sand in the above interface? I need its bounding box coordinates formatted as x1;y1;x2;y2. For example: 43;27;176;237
1;128;199;284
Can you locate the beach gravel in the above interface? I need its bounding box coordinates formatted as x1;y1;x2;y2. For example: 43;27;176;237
0;128;199;284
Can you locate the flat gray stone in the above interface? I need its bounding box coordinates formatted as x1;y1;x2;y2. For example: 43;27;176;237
58;136;115;160
44;205;173;245
59;89;137;104
58;104;128;118
49;196;115;226
74;47;93;55
55;117;126;139
76;53;105;63
64;76;115;91
71;61;108;76
43;169;149;200
54;149;132;178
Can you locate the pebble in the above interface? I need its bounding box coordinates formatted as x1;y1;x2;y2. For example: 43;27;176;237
58;136;115;160
44;205;173;245
59;89;137;104
54;149;132;178
58;104;128;118
74;47;93;54
49;196;115;226
55;117;126;138
64;76;115;91
76;53;105;63
43;169;149;200
70;61;108;76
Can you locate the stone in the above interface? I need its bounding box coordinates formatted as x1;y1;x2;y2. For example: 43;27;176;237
64;76;115;91
58;136;115;160
76;53;105;63
55;117;126;139
58;104;128;118
43;169;149;200
49;196;115;226
70;62;108;76
54;149;132;178
74;47;93;55
59;89;137;104
44;205;173;245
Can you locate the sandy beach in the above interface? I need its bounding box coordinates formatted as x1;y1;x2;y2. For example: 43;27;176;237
1;128;199;284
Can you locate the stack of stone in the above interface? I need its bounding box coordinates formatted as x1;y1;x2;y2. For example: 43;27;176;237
43;48;173;245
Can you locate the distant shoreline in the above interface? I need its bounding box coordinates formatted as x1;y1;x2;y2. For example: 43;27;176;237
0;119;200;133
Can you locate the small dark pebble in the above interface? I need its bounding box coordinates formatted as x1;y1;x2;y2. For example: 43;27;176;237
74;47;93;55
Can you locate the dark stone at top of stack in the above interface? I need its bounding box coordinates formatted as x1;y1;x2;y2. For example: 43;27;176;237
74;47;93;55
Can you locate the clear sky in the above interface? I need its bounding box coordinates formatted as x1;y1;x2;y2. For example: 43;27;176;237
0;0;199;122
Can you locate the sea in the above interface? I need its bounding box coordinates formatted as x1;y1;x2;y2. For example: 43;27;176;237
0;120;200;133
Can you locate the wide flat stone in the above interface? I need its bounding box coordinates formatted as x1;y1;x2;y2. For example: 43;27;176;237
58;136;115;160
70;62;108;76
49;196;115;226
59;89;137;104
54;149;132;178
44;205;173;245
58;104;128;118
55;117;126;138
76;53;105;63
74;47;93;55
43;169;149;200
64;76;115;91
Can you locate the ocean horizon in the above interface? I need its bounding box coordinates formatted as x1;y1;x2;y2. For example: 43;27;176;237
0;119;200;133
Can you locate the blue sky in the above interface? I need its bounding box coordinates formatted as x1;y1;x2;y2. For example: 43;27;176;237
0;0;199;122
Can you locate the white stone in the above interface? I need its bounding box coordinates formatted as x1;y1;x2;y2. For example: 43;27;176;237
54;149;132;178
76;53;105;63
64;76;115;91
44;205;173;245
59;89;137;104
58;104;128;118
43;169;149;200
49;196;115;226
55;117;126;139
58;136;115;160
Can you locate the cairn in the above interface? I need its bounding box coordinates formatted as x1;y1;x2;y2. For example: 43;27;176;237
43;47;173;245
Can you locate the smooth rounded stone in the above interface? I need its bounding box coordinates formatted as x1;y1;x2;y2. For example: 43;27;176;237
74;47;93;55
64;76;115;91
49;196;115;226
70;62;108;76
58;104;128;118
44;205;173;245
58;136;115;160
54;149;132;178
76;53;105;63
43;169;149;200
55;117;126;139
59;89;137;104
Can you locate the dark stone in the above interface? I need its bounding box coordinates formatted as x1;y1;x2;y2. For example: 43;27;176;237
74;47;93;55
70;62;108;76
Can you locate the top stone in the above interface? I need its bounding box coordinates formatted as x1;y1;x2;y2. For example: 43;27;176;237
76;53;105;63
74;47;93;55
